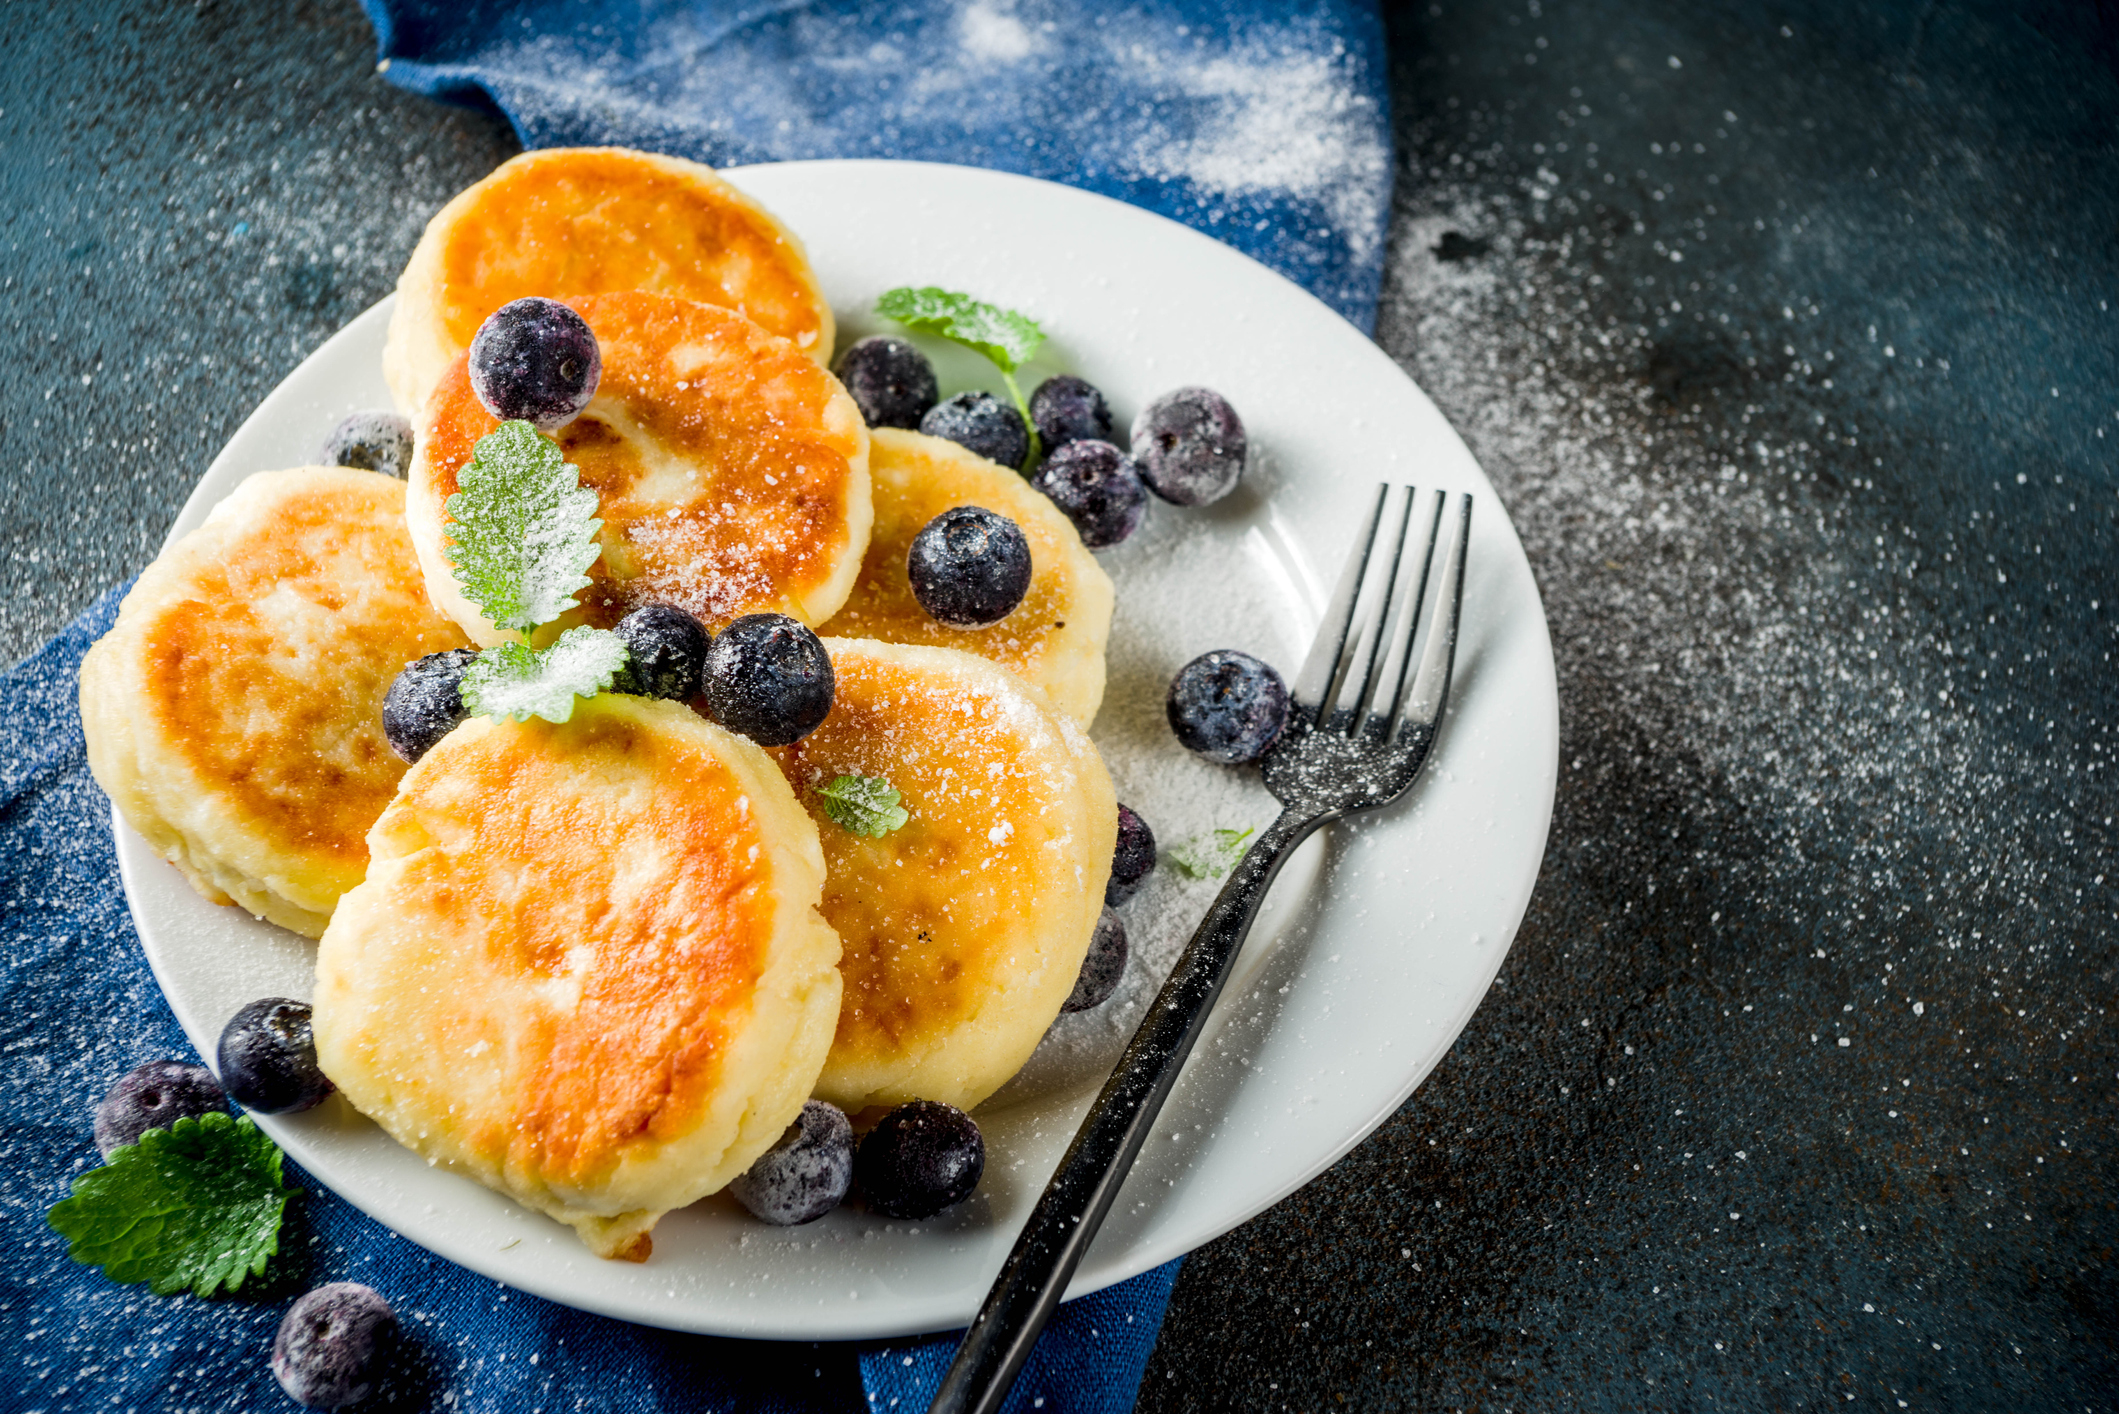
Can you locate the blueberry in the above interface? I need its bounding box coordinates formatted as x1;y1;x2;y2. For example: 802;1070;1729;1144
381;649;477;765
920;390;1028;470
835;335;938;430
1166;650;1290;765
217;998;334;1115
272;1282;395;1410
611;603;710;702
729;1100;854;1225
856;1101;984;1220
1061;908;1128;1014
1105;804;1157;907
468;296;601;431
1029;374;1113;452
701;613;834;747
1030;439;1148;549
907;506;1032;628
93;1060;226;1159
320;411;414;479
1131;387;1247;506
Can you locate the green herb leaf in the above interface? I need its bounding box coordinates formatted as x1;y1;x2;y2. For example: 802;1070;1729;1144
444;420;602;634
461;626;631;724
47;1112;292;1297
816;774;911;838
876;287;1045;374
1168;826;1257;880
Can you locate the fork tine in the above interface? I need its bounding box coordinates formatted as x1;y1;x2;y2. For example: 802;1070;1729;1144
1360;489;1445;739
1327;485;1417;730
1289;483;1388;720
1394;493;1473;736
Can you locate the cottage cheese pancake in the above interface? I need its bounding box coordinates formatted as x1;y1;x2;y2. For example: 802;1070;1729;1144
408;290;871;645
821;429;1113;726
384;146;834;417
78;468;469;938
772;639;1116;1114
313;695;842;1261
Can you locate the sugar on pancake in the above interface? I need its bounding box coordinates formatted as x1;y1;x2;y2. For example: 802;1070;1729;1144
771;638;1117;1115
313;694;843;1261
819;428;1113;727
78;468;470;938
384;146;834;419
407;290;871;646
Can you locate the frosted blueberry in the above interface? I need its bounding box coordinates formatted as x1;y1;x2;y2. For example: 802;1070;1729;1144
730;1100;854;1225
271;1282;396;1410
1030;439;1148;548
702;613;834;747
1029;374;1113;452
1131;387;1246;506
468;297;601;431
382;648;477;764
93;1060;226;1158
217;998;334;1115
612;603;710;702
921;390;1028;470
835;335;938;430
856;1101;984;1220
1061;908;1128;1014
907;506;1032;628
320;411;414;478
1105;804;1156;907
1166;650;1290;765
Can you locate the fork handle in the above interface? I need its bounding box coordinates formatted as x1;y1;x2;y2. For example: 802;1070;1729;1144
927;805;1327;1414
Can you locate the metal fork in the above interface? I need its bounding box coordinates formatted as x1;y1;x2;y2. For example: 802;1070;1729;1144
929;484;1474;1414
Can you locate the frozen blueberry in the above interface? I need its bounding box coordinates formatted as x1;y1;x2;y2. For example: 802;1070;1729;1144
701;613;834;747
907;506;1032;628
382;648;477;764
272;1282;396;1410
1105;804;1157;907
93;1060;226;1158
920;390;1029;470
1030;439;1148;549
1131;387;1247;506
856;1100;984;1220
835;335;938;430
1029;374;1113;452
217;998;334;1115
468;296;601;431
1061;908;1128;1014
612;603;710;702
729;1100;854;1225
1166;649;1290;765
320;411;414;479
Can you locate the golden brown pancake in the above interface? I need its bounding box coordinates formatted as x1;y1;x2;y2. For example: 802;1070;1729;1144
406;290;871;645
313;694;843;1261
384;146;835;417
771;639;1116;1114
820;429;1113;726
78;468;470;938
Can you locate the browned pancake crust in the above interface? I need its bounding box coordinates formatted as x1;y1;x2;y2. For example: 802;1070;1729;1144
411;290;870;637
820;429;1112;724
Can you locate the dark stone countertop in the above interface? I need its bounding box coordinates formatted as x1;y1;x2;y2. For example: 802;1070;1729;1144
6;2;2113;1410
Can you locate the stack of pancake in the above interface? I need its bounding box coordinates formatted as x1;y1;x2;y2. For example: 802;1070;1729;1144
80;148;1119;1260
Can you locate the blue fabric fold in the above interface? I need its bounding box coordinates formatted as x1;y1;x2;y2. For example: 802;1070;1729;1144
362;0;1394;331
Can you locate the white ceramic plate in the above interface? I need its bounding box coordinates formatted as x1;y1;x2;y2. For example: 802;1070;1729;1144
117;160;1557;1339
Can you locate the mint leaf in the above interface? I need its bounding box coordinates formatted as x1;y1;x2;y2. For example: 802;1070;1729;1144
444;420;602;634
47;1112;292;1297
876;287;1045;374
1168;826;1257;881
461;626;630;724
816;774;910;838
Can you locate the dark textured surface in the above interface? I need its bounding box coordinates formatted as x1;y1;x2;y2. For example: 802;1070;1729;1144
8;2;2115;1412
